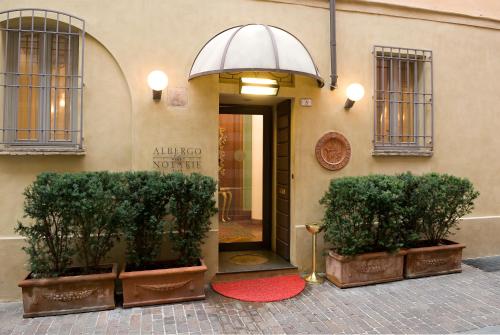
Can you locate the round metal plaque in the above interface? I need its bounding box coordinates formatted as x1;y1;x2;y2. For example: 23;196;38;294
315;132;351;171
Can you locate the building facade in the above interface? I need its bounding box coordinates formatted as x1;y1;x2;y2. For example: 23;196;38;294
1;0;500;300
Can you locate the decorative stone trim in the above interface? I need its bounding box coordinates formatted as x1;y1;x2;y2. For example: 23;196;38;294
42;288;97;302
354;263;388;274
136;280;192;294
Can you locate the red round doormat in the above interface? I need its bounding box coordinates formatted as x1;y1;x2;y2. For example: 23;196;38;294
211;275;306;302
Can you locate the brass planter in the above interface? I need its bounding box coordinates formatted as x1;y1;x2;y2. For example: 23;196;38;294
120;259;207;308
18;263;117;318
404;239;465;279
326;250;406;288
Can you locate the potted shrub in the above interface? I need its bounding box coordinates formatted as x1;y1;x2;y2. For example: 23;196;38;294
17;172;125;317
119;172;216;308
403;173;479;278
165;173;216;301
118;171;171;307
321;175;407;288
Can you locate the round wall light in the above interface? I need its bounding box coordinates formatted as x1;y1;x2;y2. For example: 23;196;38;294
147;70;169;101
345;83;365;109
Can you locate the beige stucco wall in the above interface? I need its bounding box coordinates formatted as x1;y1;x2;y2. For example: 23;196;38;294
0;32;133;299
1;0;500;300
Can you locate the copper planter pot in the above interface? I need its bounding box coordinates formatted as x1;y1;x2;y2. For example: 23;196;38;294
18;263;117;318
120;259;207;308
404;239;465;279
326;250;406;288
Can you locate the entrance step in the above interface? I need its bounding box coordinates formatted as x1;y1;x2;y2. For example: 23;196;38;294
213;267;299;283
213;250;298;283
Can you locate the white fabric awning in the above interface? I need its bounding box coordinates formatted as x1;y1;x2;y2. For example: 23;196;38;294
189;24;324;87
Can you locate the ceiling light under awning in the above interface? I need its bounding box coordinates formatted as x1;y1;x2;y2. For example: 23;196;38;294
239;77;279;96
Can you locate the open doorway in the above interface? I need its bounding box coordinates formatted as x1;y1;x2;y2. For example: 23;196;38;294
217;96;294;275
218;105;272;252
217;94;292;258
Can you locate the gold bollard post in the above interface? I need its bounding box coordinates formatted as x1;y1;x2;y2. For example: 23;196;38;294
304;223;324;284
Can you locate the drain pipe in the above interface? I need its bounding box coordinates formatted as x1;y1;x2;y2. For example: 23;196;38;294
330;0;338;90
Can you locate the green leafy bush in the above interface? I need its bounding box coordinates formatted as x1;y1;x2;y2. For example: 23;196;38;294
166;173;217;267
410;173;479;246
396;172;421;247
320;173;479;255
65;172;128;273
16;173;76;278
120;172;172;269
320;175;407;255
16;172;130;277
17;171;218;276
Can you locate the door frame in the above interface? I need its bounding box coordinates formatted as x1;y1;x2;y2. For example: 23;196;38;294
218;104;273;251
275;100;292;261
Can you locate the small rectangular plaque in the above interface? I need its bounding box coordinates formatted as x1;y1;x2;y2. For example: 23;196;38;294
167;87;188;107
300;98;312;107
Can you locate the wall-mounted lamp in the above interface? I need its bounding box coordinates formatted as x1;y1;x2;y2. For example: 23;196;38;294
240;77;279;96
344;83;365;109
147;70;169;101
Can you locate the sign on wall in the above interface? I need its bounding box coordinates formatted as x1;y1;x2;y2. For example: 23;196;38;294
167;87;188;107
153;146;202;173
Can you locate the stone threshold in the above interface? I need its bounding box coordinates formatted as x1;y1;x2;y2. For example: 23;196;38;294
218;250;297;273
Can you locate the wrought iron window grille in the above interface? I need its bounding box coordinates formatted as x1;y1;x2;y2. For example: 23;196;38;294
0;9;85;150
373;46;433;155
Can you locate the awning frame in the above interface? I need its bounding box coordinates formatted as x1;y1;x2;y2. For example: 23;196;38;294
188;24;324;88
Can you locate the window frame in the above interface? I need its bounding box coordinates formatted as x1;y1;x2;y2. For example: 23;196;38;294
373;46;433;155
0;9;85;150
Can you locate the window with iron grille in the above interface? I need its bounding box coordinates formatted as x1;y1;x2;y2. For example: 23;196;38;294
373;46;433;155
0;9;85;150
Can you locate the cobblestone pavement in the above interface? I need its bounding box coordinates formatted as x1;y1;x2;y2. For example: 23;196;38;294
2;264;500;335
464;256;500;272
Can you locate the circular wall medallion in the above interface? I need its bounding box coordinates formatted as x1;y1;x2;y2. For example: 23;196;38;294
315;132;351;171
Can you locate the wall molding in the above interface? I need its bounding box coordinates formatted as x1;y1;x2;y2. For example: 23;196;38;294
2;219;498;241
460;216;500;221
0;236;24;240
295;215;500;229
255;0;500;31
0;229;220;241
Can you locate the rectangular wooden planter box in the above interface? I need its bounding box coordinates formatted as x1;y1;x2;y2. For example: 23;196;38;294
326;250;406;288
18;263;117;318
404;239;465;279
120;259;207;308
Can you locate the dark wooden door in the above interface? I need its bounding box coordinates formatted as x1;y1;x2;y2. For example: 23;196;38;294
276;100;291;260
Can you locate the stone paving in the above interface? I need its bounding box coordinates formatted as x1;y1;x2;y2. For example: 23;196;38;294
464;256;500;273
2;263;500;334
